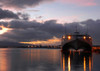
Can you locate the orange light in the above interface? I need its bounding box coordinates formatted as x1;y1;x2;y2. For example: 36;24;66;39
20;37;61;45
0;26;10;35
83;36;86;39
63;35;65;39
89;37;91;39
68;36;71;40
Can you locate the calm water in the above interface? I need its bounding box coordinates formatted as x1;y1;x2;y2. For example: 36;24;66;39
0;48;100;71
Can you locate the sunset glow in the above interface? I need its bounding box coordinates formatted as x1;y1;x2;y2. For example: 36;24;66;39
84;56;86;71
20;37;61;45
0;0;99;71
0;26;10;35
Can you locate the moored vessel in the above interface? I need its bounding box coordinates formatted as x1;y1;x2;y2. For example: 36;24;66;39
61;32;92;51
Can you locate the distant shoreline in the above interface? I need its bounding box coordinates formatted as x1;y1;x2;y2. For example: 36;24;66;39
0;45;100;49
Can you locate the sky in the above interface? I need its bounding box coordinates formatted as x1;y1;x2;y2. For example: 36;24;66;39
0;0;100;46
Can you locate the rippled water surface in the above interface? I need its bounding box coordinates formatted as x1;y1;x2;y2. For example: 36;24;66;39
0;48;100;71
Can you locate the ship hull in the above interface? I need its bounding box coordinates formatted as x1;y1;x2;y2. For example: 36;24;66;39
62;39;92;51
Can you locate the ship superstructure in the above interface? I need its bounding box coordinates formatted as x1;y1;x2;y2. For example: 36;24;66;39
61;32;92;51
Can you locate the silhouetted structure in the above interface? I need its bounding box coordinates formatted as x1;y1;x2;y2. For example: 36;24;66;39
61;32;92;51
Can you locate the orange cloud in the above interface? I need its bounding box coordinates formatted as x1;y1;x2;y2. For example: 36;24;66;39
20;37;61;45
59;0;97;6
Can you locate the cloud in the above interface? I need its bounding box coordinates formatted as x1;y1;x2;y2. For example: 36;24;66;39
0;8;31;21
0;0;54;10
0;19;100;45
17;12;30;20
59;0;97;6
0;8;19;19
0;20;65;44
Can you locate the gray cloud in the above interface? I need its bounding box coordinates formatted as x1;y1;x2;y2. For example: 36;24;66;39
17;12;30;20
0;8;31;20
0;19;100;45
0;8;19;19
0;0;54;9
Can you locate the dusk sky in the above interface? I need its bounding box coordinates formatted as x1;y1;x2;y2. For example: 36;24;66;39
0;0;100;46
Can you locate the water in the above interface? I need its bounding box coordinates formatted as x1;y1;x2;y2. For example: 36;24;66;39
0;48;99;71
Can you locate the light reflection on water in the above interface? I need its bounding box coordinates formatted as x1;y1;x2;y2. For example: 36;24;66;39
62;51;93;71
0;48;99;71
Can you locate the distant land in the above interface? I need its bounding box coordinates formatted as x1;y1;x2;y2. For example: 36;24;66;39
0;41;100;50
0;41;27;46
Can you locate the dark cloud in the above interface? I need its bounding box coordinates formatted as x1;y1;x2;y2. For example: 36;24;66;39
80;19;100;45
0;40;25;46
0;8;31;20
17;12;29;20
0;8;19;19
0;0;54;9
0;19;100;45
0;27;2;30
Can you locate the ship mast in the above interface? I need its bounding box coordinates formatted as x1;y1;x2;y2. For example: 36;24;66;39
76;23;78;32
75;22;79;35
86;23;88;35
64;24;67;35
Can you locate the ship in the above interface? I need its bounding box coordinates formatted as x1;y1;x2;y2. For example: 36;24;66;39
61;32;92;51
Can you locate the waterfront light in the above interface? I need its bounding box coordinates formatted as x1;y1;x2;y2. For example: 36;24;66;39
89;37;92;39
63;35;66;39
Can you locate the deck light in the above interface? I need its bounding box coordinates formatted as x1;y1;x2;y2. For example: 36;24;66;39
83;36;86;39
68;36;71;40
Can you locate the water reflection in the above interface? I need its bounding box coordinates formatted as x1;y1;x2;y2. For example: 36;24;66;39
62;51;92;71
0;48;61;71
0;48;99;71
0;49;11;71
